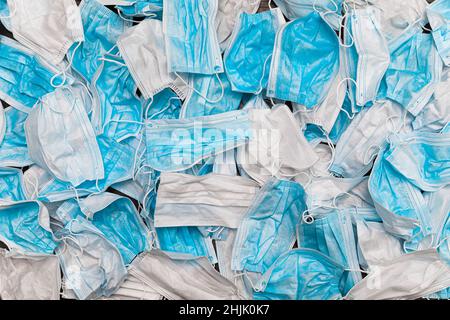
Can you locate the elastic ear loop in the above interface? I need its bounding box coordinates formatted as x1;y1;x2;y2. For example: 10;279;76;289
313;0;340;14
146;96;181;120
254;54;273;95
117;9;136;23
98;45;127;66
174;72;225;104
338;4;355;48
435;236;450;250
0;0;16;18
50;41;83;88
25;172;40;199
315;125;336;171
336;77;361;120
268;0;274;9
301;202;339;224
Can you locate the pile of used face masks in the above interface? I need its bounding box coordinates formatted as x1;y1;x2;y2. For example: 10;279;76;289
0;0;448;301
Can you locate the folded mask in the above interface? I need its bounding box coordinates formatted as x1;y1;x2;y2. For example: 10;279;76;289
267;12;339;108
232;178;306;276
25;85;104;187
216;0;261;51
163;0;223;75
224;9;285;94
91;47;142;142
331;99;411;178
427;0;450;66
0;249;60;300
0;167;26;201
97;273;163;301
379;31;443;116
154;172;259;229
0;107;32;167
69;0;131;82
345;249;450;300
180;72;243;118
237;106;319;185
0;35;67;113
129;250;241;300
56;216;127;300
145;110;252;172
254;249;346;300
385;131;450;192
0;200;58;254
117;19;185;100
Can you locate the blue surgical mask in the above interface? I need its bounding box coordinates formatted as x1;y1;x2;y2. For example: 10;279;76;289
163;0;223;75
253;249;346;300
0;200;58;254
115;0;163;17
267;12;340;108
379;31;443;116
180;72;243;118
145;110;252;172
0;107;32;167
232;178;307;276
427;0;450;66
223;9;285;94
0;36;67;113
91;46;142;142
69;0;131;82
0;167;26;201
385;131;450;192
56;216;127;300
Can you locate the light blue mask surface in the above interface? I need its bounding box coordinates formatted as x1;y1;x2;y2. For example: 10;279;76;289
37;135;134;202
91;47;142;142
385;132;450;192
0;107;32;167
224;9;285;94
297;210;362;293
267;12;340;107
56;216;127;300
232;178;306;275
181;72;243;118
0;201;58;254
0;167;26;201
156;226;218;264
69;0;131;82
0;36;65;113
379;32;443;116
427;0;450;66
145;110;251;172
163;0;223;74
253;249;345;300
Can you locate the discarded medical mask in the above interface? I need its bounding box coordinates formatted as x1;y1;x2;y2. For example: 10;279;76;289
427;0;450;66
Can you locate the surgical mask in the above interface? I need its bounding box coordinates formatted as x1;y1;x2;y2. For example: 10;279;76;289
0;35;67;113
69;0;131;82
294;143;333;182
0;107;32;167
424;185;450;250
369;145;432;244
237;106;319;185
232;178;306;277
25;85;104;187
413;67;450;132
345;249;450;300
223;9;285;94
331;99;411;178
7;0;84;65
0;249;61;300
427;0;450;66
105;0;162;17
24;135;134;203
254;249;346;300
273;0;343;30
117;19;185;100
0;200;58;254
379;31;443;116
129;250;241;300
0;167;26;201
98;273;163;300
180;72;242;118
163;0;223;75
298;210;362;293
156;227;218;264
91;47;142;142
154;172;259;229
368;0;428;44
267;12;340;108
213;149;238;176
145;109;252;172
350;6;390;106
385;131;450;192
56;216;127;300
216;0;261;51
